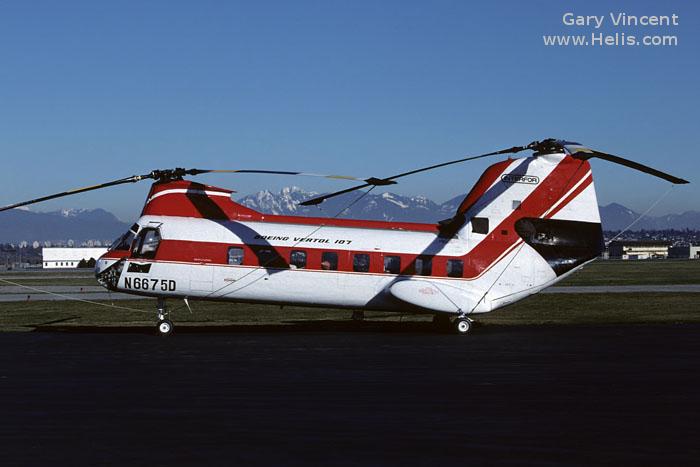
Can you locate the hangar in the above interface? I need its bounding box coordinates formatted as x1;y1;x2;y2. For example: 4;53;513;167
608;241;671;260
42;247;107;269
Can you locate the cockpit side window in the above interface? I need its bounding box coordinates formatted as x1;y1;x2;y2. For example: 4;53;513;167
109;223;140;251
131;228;162;259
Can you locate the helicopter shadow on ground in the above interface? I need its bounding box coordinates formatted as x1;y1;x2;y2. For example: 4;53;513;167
31;319;493;335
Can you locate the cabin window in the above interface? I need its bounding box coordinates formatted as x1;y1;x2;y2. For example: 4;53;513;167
321;252;338;271
290;250;307;269
512;200;522;210
353;253;370;272
446;259;464;278
384;255;401;274
415;256;432;276
256;248;287;268
472;217;489;234
131;228;161;259
228;247;244;265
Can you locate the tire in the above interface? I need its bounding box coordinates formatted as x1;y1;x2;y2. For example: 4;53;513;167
157;319;173;336
454;318;471;335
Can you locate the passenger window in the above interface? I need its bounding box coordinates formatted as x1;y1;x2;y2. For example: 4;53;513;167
321;252;338;271
132;228;161;259
256;248;287;268
446;259;464;278
353;253;370;272
472;217;489;234
228;247;244;265
415;257;432;276
384;255;401;274
290;250;307;269
512;200;522;210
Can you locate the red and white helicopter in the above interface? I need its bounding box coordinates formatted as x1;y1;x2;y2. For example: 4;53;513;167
0;139;688;335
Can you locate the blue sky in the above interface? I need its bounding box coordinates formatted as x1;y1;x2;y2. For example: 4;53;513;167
0;0;697;221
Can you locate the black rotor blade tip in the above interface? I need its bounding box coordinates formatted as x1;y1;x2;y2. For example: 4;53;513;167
364;177;397;186
300;198;324;206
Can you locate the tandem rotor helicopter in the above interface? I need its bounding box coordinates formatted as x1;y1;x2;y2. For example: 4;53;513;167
0;139;689;335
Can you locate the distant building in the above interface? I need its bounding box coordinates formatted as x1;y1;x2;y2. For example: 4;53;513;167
668;245;700;260
42;247;107;269
608;241;671;260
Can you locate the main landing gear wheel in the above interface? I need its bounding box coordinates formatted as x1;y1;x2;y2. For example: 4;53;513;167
158;319;173;336
454;318;472;335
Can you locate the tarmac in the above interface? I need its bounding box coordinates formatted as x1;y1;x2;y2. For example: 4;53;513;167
0;324;697;465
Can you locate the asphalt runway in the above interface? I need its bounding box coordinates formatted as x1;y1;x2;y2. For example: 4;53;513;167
0;325;698;466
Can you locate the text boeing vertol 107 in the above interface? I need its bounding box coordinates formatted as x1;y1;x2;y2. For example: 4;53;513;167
0;139;688;335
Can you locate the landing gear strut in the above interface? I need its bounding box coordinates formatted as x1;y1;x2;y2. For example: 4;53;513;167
156;297;173;337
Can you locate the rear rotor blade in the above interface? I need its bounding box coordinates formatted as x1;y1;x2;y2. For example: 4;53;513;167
299;145;529;206
568;148;689;184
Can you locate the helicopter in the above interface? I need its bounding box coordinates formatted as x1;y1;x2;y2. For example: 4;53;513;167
0;139;688;335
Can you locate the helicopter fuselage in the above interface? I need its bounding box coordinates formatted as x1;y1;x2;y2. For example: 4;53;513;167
95;152;604;315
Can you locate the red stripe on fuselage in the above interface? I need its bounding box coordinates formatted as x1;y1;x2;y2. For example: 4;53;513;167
544;174;593;220
458;159;515;215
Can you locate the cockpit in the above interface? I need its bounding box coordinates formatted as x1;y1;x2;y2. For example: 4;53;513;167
109;223;140;251
97;222;164;289
131;228;162;259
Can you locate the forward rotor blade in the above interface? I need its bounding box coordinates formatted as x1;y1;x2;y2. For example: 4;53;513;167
569;148;689;185
0;174;150;213
197;169;367;182
299;145;529;206
0;166;369;214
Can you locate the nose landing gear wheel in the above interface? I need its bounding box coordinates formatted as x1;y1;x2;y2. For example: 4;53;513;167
156;297;173;336
454;318;472;335
157;319;174;336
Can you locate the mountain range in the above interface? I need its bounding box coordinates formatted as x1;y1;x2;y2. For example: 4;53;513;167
238;187;700;231
1;188;698;243
0;208;129;245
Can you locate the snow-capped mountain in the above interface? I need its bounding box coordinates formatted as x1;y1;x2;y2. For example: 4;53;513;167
238;187;443;223
59;208;91;218
239;186;318;216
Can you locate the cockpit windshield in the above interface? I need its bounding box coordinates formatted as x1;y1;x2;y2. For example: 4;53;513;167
109;223;140;251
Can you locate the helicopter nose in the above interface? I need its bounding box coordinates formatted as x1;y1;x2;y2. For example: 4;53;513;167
94;255;118;277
